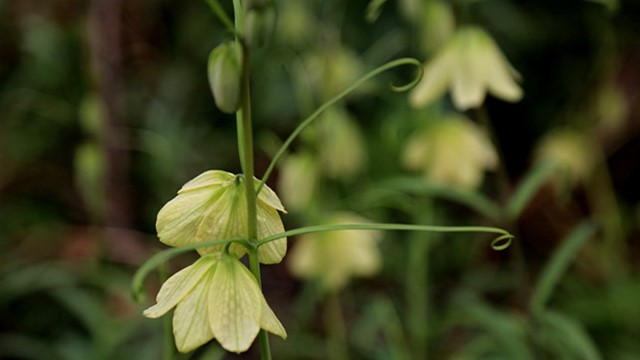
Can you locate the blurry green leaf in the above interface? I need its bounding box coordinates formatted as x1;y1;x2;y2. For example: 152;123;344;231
451;293;533;360
78;94;104;138
50;288;106;336
366;0;388;23
374;177;502;221
531;222;596;313
0;263;76;304
74;142;106;220
538;310;602;360
0;333;58;360
505;161;556;220
352;297;411;360
585;0;619;13
450;334;495;360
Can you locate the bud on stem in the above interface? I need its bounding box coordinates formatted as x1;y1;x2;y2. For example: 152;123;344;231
207;41;243;114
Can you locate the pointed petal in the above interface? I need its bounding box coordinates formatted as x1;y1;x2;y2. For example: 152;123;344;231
179;170;235;194
451;32;486;110
257;202;287;264
172;269;216;353
208;257;262;353
259;296;287;339
255;178;287;213
194;185;249;257
143;256;217;318
409;47;455;108
484;42;523;102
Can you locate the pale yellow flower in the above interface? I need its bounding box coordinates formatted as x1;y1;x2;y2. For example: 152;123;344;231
318;107;366;180
288;213;382;291
403;115;498;189
144;254;287;353
278;152;319;211
535;129;595;188
156;170;287;264
410;26;523;110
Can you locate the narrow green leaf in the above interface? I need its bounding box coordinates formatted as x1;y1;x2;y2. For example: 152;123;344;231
374;176;503;221
530;222;596;313
538;310;602;360
506;161;556;220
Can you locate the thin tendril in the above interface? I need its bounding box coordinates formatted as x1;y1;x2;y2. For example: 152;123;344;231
256;223;513;250
256;57;423;195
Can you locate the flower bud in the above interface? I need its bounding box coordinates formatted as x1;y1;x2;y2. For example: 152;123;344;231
207;42;242;114
245;6;276;48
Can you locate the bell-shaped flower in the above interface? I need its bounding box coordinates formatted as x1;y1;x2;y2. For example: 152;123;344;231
535;129;595;189
318;107;366;180
288;212;382;291
278;151;319;211
144;254;287;353
156;170;287;264
403;114;498;189
410;26;523;110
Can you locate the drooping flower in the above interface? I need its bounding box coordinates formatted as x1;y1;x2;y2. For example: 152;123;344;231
144;254;287;353
403;114;498;189
156;170;287;264
317;107;366;180
288;212;382;291
535;129;595;189
410;26;523;110
278;151;319;211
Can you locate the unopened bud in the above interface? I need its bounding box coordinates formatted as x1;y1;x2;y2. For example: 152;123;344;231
207;41;242;114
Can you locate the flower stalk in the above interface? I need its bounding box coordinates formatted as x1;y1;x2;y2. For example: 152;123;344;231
238;37;272;360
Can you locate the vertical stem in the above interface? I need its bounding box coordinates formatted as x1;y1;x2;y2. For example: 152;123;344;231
239;39;272;360
405;198;432;359
326;291;350;360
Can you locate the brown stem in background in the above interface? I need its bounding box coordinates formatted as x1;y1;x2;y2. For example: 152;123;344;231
88;0;144;264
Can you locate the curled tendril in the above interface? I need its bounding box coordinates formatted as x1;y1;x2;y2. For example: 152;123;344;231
131;223;513;301
256;57;424;195
391;60;424;92
490;234;514;251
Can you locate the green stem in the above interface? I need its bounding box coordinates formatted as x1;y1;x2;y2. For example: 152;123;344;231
405;200;433;359
238;38;272;359
326;292;350;360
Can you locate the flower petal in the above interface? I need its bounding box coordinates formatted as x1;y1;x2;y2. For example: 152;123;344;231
409;47;455;108
451;31;486;110
259;296;287;339
156;187;224;248
255;178;287;213
257;201;287;264
172;268;216;353
178;170;235;193
195;185;249;257
208;257;262;353
143;256;217;318
484;39;523;102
